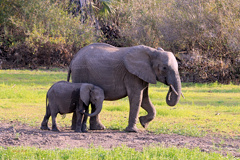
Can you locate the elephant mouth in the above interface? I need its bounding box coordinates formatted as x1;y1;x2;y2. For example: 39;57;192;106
168;84;185;101
163;77;168;85
168;84;179;101
163;77;179;101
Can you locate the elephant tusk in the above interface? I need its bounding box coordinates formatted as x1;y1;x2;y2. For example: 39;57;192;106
181;92;185;99
170;85;179;96
168;92;171;101
79;109;85;114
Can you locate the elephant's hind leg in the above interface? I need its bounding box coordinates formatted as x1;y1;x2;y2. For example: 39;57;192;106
139;87;156;128
40;104;51;130
51;109;60;132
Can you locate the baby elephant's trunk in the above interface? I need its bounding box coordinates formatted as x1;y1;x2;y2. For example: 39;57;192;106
84;103;102;117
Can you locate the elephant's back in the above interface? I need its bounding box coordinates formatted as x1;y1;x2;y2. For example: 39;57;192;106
47;81;73;106
75;43;123;58
70;43;128;100
48;81;74;96
71;43;125;73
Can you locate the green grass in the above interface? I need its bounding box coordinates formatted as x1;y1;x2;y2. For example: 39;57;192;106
0;70;67;126
0;70;239;136
146;82;240;137
0;69;239;159
0;146;235;160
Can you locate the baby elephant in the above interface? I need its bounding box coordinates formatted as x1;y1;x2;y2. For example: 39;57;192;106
40;81;104;132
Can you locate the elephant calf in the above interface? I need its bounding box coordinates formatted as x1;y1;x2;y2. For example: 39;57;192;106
40;81;104;132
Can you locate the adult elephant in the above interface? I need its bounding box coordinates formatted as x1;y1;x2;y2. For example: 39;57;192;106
67;43;182;132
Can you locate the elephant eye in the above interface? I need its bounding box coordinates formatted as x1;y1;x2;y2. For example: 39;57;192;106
163;67;167;70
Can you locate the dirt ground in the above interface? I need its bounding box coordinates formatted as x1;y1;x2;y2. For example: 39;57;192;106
0;121;239;157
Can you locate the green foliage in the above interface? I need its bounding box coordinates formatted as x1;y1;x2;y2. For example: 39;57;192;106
0;0;102;69
0;146;236;160
108;0;240;83
111;0;240;51
6;0;98;48
1;0;239;83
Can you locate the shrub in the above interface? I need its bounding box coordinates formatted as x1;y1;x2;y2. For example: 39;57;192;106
0;0;239;83
110;0;240;84
0;0;100;69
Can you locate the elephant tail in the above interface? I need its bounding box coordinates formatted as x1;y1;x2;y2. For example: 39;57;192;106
67;67;71;82
46;92;48;108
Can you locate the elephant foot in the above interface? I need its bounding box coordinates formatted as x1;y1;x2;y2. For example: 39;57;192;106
40;125;50;130
82;129;88;133
71;125;76;130
74;129;82;133
52;128;60;132
81;125;88;132
90;122;105;130
125;126;138;132
139;116;149;128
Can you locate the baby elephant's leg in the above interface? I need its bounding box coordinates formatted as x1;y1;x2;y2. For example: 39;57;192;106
81;103;89;132
81;115;88;132
75;111;83;132
71;113;77;130
51;109;59;132
40;105;51;130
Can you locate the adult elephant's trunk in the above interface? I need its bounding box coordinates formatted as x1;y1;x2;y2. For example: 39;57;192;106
84;103;103;117
166;73;181;106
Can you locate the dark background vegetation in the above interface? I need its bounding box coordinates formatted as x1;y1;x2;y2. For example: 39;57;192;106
0;0;239;84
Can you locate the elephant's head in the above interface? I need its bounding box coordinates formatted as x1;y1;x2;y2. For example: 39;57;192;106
80;84;105;116
124;46;182;106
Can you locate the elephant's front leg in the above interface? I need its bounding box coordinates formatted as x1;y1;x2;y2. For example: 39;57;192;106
71;112;77;130
126;81;147;132
139;86;156;128
75;104;84;132
125;93;143;132
81;103;89;132
75;112;83;133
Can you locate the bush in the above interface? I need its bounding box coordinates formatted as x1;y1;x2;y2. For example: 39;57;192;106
0;0;100;69
0;0;239;83
110;0;240;84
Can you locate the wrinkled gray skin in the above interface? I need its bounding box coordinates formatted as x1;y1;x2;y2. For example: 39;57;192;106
40;81;104;132
68;43;182;132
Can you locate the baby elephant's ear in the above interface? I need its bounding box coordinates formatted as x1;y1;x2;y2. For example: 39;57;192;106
80;84;93;106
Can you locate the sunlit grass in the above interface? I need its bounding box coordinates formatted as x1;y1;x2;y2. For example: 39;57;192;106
147;82;240;137
0;146;236;160
0;70;239;137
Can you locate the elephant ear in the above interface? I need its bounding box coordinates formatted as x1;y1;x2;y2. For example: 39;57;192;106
123;47;157;84
80;84;93;106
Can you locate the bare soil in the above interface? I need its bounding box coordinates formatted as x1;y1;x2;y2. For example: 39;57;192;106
0;121;239;157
